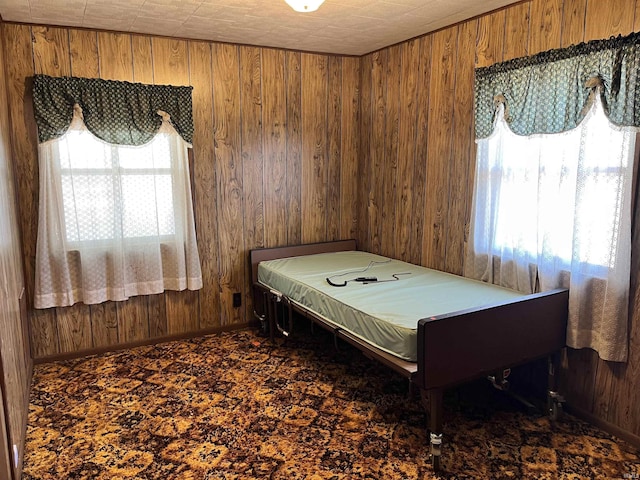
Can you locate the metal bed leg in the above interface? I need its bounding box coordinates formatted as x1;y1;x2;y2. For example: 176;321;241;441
269;293;293;339
287;298;293;336
267;292;276;342
423;388;444;472
547;353;565;421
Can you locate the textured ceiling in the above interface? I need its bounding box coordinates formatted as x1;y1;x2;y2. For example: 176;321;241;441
0;0;522;56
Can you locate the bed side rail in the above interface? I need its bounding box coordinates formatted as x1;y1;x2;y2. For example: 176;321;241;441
416;288;568;390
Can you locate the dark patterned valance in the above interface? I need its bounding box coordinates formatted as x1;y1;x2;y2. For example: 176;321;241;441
475;31;640;139
32;75;194;145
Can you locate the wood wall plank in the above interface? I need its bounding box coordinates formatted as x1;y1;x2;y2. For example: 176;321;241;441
0;19;32;477
285;51;302;246
240;45;264;254
625;224;640;435
29;309;58;358
381;45;401;258
340;56;359;242
561;0;587;47
32;26;71;77
327;55;342;242
32;28;97;355
212;42;244;326
189;40;220;329
89;302;119;347
240;45;264;322
358;54;373;252
151;37;189;86
394;39;420;262
445;21;475;276
116;296;149;343
585;0;636;40
132;36;167;336
147;294;167;338
503;2;530;60
97;32;132;81
4;24;39;316
56;303;92;352
529;0;563;55
409;35;432;266
301;53;328;244
69;30;99;78
368;49;387;254
462;20;480;264
421;26;457;271
476;9;506;67
31;28;72;305
263;48;287;248
132;36;154;84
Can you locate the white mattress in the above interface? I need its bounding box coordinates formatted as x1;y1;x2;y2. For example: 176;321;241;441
258;251;523;362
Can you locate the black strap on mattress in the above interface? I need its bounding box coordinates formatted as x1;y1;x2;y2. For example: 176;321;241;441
326;272;410;287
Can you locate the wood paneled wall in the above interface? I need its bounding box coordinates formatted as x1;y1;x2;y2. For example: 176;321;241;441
359;0;640;440
0;16;32;479
1;25;360;359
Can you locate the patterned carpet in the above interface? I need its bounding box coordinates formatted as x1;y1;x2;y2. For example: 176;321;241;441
23;327;640;479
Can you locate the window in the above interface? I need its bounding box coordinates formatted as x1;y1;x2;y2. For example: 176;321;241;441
471;32;640;362
34;108;202;309
467;95;636;362
58;126;177;245
473;99;635;276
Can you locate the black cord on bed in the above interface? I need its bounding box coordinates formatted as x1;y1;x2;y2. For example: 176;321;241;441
325;259;390;287
325;259;410;287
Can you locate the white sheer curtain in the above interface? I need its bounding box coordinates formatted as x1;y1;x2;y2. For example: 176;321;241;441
466;96;636;362
34;106;202;308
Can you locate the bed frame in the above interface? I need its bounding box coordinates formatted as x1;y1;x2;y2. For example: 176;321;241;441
250;239;569;471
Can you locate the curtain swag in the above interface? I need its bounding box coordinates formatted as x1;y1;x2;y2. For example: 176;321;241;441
32;74;194;146
475;31;640;139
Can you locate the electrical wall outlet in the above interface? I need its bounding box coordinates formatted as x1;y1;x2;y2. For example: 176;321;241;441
233;292;242;308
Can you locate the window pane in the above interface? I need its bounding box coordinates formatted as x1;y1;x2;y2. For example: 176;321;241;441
61;174;116;242
59;130;114;170
121;174;175;237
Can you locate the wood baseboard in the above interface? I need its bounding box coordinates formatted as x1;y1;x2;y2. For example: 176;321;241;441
33;321;259;364
566;403;640;450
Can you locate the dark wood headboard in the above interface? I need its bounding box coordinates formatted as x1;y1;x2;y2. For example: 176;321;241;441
249;239;357;284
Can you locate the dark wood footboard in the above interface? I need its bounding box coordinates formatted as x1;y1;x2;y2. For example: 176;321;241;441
416;288;569;390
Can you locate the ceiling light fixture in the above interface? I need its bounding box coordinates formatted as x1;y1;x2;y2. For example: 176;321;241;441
285;0;325;13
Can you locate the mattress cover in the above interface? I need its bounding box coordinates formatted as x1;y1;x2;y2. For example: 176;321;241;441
258;251;523;362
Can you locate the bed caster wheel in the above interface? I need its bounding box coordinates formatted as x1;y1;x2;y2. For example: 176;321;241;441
550;400;563;421
548;390;565;421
